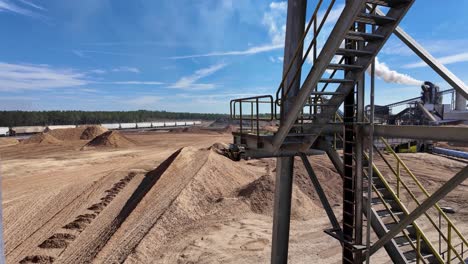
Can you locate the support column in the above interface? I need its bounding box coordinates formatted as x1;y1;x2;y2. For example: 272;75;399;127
342;1;357;262
271;0;306;263
455;92;466;111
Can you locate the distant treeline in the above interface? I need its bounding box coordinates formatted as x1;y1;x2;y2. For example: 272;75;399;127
0;110;227;127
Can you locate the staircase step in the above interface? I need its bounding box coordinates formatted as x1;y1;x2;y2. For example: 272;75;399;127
376;209;405;218
319;78;355;84
346;31;385;42
366;0;411;8
336;48;373;57
403;249;435;263
394;235;417;247
385;222;414;232
327;63;363;71
356;13;397;26
310;91;346;96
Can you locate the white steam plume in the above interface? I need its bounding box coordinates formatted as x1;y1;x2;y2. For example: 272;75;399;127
367;57;423;86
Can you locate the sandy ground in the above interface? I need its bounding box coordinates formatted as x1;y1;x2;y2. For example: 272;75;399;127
0;130;466;263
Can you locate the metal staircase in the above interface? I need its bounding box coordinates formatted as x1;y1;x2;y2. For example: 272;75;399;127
230;0;416;156
228;0;468;263
368;139;468;263
272;0;415;153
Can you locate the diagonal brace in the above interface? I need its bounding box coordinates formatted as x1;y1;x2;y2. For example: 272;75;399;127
371;6;468;98
369;165;468;256
300;153;343;245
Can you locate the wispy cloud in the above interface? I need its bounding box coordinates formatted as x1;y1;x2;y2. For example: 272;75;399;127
170;2;287;60
170;44;283;59
18;0;45;11
404;52;468;68
0;0;46;19
112;66;140;73
90;69;106;74
109;81;163;85
263;1;286;45
168;63;226;90
71;49;136;57
126;96;162;106
0;62;87;91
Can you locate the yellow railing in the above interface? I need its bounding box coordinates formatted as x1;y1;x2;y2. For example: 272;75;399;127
364;152;445;263
380;138;468;263
332;112;467;262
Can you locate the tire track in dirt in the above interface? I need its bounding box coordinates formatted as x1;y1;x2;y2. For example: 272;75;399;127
5;171;110;260
56;149;183;263
19;172;140;263
6;166;137;263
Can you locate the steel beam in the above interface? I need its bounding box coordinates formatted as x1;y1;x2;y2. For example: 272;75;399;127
306;124;468;143
271;1;306;263
371;8;468;99
300;154;343;244
317;139;345;178
369;165;468;256
271;0;366;152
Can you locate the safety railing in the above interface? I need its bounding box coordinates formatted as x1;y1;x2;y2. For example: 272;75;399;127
365;152;445;263
378;138;468;263
275;0;337;107
230;95;275;144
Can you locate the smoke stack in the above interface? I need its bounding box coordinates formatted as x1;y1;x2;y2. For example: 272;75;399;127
367;57;423;86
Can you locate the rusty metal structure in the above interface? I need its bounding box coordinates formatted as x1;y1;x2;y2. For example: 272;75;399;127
229;0;468;263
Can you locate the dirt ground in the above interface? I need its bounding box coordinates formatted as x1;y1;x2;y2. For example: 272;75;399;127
0;129;466;264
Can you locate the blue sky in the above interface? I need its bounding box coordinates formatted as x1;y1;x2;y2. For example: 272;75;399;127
0;0;467;113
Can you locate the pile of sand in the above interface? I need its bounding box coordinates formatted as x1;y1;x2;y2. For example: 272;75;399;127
21;133;62;145
0;137;19;146
170;126;206;133
80;126;108;140
47;127;87;141
237;175;275;215
82;131;135;149
222;125;236;133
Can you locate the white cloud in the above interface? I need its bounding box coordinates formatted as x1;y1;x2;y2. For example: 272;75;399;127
368;57;423;86
169;63;226;90
0;0;45;19
18;0;45;11
263;1;287;45
170;44;283;59
170;2;287;60
0;62;88;91
90;69;106;74
112;66;140;73
126;96;162;106
404;52;468;68
110;81;163;85
72;50;87;58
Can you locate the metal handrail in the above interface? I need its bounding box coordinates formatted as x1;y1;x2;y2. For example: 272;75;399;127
275;0;337;106
381;138;468;263
365;152;446;263
335;114;468;263
374;146;465;263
